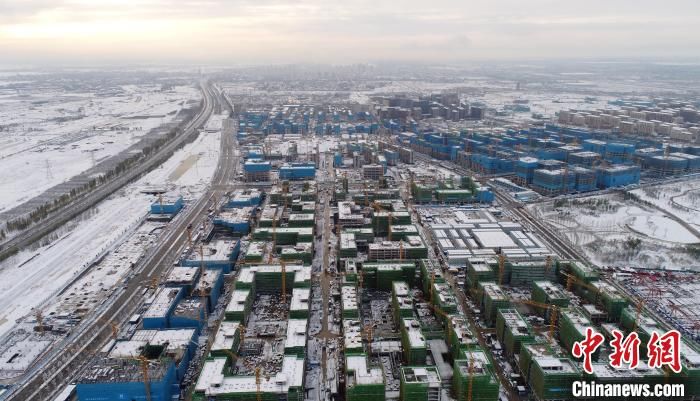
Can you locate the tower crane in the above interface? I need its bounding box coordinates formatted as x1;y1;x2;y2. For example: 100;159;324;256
562;164;570;195
110;321;119;339
560;272;601;303
498;254;506;286
281;260;287;304
116;356;152;401
270;213;277;263
364;323;373;356
512;299;559;343
363;180;369;206
198;244;211;322
137;356;152;401
255;367;263;401
388;211;393;241
632;299;645;333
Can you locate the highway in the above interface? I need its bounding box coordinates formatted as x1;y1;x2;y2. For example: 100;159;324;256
6;81;237;401
0;81;215;262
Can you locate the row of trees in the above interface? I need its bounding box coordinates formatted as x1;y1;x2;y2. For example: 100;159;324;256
0;99;204;242
3;126;186;234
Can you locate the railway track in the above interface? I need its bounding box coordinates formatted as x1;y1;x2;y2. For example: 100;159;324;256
0;82;214;262
6;81;237;401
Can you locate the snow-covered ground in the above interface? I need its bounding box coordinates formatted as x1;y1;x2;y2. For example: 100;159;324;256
0;83;200;213
0;195;150;337
530;193;700;271
630;178;700;232
0;116;223;338
627;215;697;244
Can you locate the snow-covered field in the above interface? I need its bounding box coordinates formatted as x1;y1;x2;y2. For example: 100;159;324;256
630;178;700;232
627;215;697;244
530;193;700;271
0;83;200;213
0;116;223;338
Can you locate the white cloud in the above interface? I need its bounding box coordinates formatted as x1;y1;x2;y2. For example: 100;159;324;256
0;0;699;64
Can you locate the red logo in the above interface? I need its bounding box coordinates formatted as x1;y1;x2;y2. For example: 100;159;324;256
572;327;605;374
648;330;682;373
609;330;641;369
572;328;683;373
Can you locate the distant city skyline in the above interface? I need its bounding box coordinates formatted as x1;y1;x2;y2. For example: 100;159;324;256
1;0;699;65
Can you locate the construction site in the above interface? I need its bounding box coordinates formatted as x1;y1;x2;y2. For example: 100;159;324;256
63;129;700;401
2;68;700;401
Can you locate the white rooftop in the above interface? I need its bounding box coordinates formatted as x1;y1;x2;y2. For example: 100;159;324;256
472;229;518;249
290;288;310;313
212;322;241;352
195;356;304;395
402;318;426;348
343;319;363;350
342;286;358;311
165;266;198;285
225;289;251;313
284;319;308;349
346;355;384;386
143;287;181;318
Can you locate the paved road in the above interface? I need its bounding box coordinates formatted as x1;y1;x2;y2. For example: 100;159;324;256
6;81;237;401
0;82;214;262
306;152;337;400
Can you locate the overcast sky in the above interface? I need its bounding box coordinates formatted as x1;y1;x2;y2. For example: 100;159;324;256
1;0;699;65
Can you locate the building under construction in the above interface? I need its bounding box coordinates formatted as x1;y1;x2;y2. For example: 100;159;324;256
495;309;535;357
77;328;197;401
193;356;305;401
519;343;580;401
452;349;500;401
345;354;386;401
400;318;427;365
399;366;441;401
